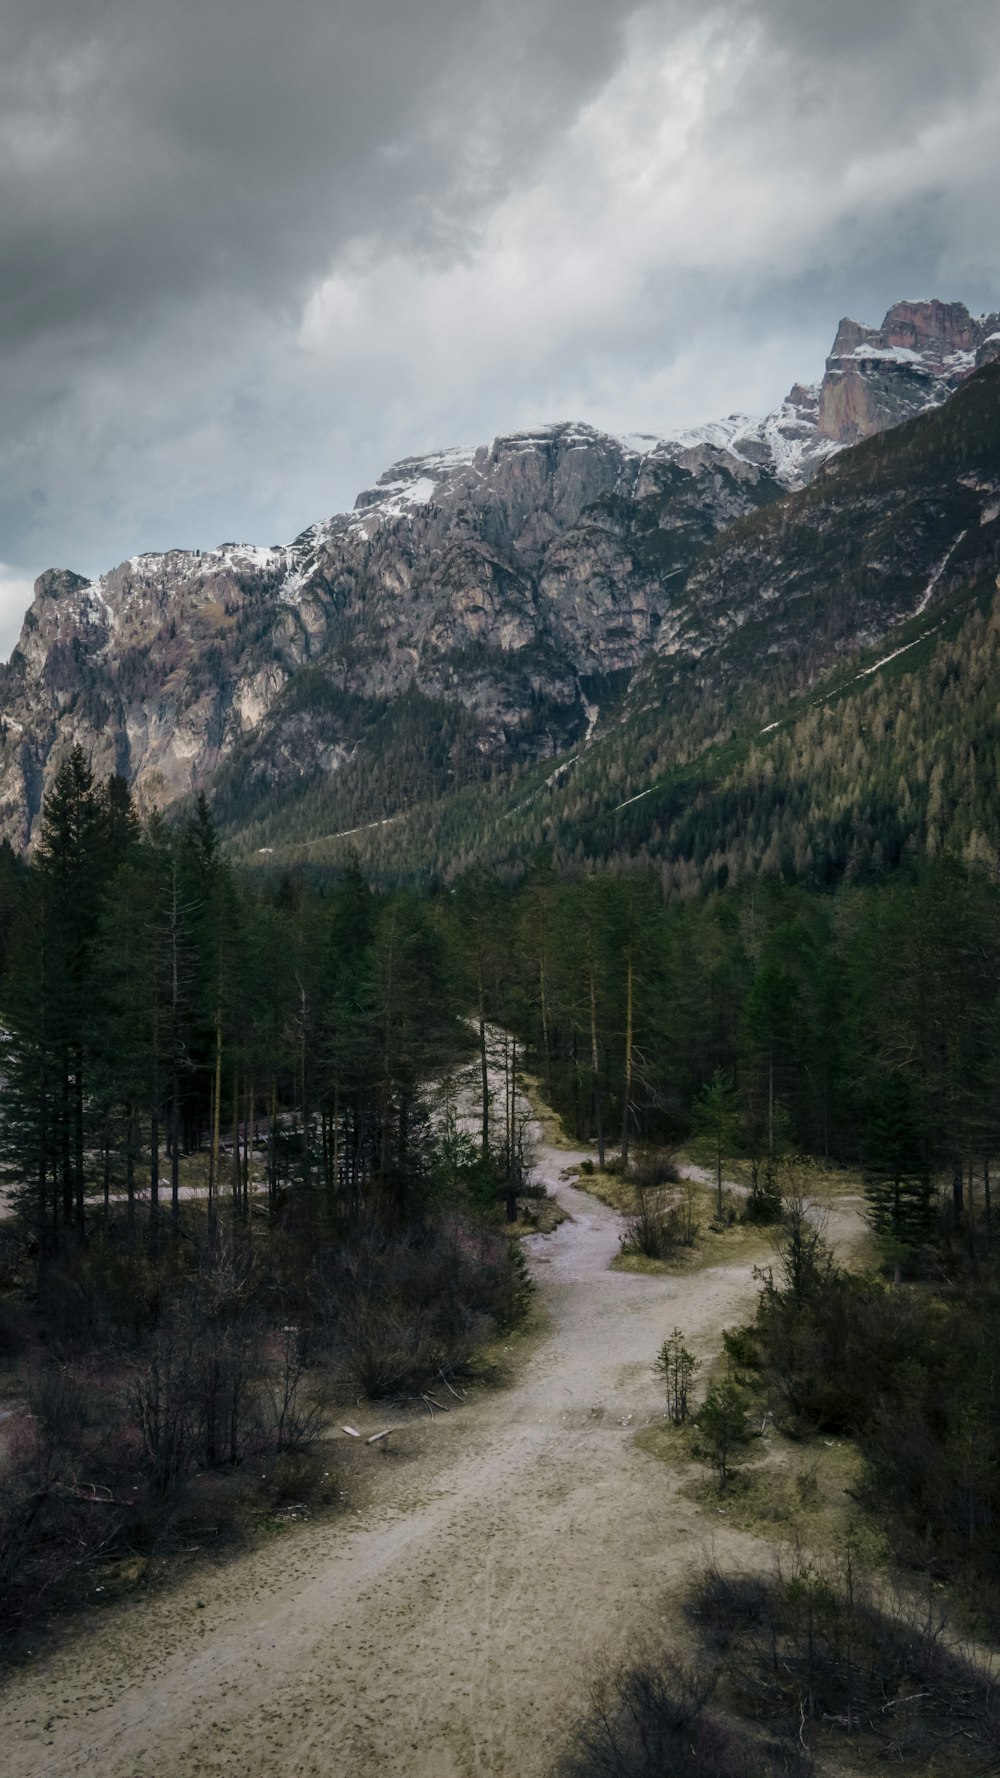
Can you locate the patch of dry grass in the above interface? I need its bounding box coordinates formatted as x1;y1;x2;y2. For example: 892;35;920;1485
637;1415;885;1568
503;1196;569;1237
520;1073;583;1152
573;1165;634;1212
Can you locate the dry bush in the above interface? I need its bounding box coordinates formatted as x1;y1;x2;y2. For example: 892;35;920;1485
559;1649;812;1778
621;1185;699;1260
688;1557;1000;1768
313;1216;531;1398
0;1373;134;1639
630;1150;681;1190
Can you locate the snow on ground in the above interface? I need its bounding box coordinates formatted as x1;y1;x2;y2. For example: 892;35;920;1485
914;530;967;616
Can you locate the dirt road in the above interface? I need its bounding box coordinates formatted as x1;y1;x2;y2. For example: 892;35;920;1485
0;1132;845;1778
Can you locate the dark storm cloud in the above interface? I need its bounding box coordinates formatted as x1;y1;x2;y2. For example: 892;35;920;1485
1;0;999;653
0;0;632;350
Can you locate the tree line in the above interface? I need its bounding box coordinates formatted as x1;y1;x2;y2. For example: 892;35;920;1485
3;751;999;1268
0;746;463;1255
464;858;1000;1261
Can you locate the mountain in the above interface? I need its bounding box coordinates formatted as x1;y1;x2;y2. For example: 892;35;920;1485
244;354;1000;886
816;298;1000;445
0;297;996;855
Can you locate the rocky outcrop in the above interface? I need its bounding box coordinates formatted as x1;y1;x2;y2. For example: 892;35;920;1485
817;299;1000;445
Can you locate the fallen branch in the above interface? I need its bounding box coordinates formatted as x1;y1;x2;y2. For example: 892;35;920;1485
55;1481;135;1508
422;1393;449;1413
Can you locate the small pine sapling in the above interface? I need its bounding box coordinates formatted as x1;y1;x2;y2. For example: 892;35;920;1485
655;1327;698;1424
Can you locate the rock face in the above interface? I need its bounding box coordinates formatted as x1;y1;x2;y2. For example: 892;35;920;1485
817;299;1000;444
0;299;995;850
0;428;782;845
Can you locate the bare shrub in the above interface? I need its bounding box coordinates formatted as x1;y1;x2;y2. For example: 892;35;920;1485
0;1371;134;1637
264;1326;325;1451
621;1185;699;1260
744;1156;784;1225
314;1216;531;1398
559;1648;812;1778
688;1556;1000;1767
630;1150;681;1190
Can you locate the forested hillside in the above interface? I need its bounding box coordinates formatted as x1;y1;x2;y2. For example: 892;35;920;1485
4;755;997;1252
237;360;1000;886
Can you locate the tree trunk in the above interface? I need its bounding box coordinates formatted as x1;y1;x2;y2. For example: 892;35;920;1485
243;1078;252;1221
952;1151;964;1226
73;1048;86;1238
126;1102;136;1237
171;1056;181;1231
539;956;551;1095
506;1037;518;1223
331;1081;340;1213
767;1044;774;1157
60;1055;72;1232
210;1005;223;1233
149;1097;160;1251
478;989;489;1158
300;983;311;1193
231;1067;241;1220
170;867;181;1233
621;951;634;1168
36;1069;48;1276
268;1073;278;1213
589;963;605;1171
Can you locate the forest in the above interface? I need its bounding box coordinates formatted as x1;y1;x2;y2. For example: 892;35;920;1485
3;741;1000;1739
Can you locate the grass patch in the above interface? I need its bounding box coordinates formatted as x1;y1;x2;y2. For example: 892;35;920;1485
635;1418;702;1474
612;1216;775;1276
571;1165;634;1211
503;1196;569;1237
520;1073;583;1152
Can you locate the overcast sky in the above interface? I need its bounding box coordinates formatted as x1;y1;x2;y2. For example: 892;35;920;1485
2;0;999;654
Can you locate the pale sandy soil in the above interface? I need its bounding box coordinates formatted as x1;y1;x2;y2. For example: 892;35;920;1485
0;1116;866;1778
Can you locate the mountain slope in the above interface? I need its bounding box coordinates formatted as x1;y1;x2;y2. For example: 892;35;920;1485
239;358;1000;886
0;297;995;853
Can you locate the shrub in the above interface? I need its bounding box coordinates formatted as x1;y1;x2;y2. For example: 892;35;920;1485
688;1557;1000;1767
694;1376;753;1486
621;1186;699;1260
559;1649;812;1778
630;1149;681;1190
313;1215;531;1398
744;1157;784;1225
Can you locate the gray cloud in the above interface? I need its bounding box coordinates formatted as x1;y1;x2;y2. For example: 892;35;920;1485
0;0;630;347
1;0;999;652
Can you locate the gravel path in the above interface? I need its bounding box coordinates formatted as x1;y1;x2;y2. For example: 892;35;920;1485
0;1122;855;1778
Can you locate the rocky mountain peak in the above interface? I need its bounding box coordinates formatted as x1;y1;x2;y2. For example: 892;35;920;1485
33;569;92;603
818;298;999;445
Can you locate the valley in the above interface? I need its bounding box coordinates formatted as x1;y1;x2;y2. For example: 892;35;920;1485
0;1085;868;1778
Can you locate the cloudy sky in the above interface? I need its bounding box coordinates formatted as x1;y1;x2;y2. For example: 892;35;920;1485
2;0;999;653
